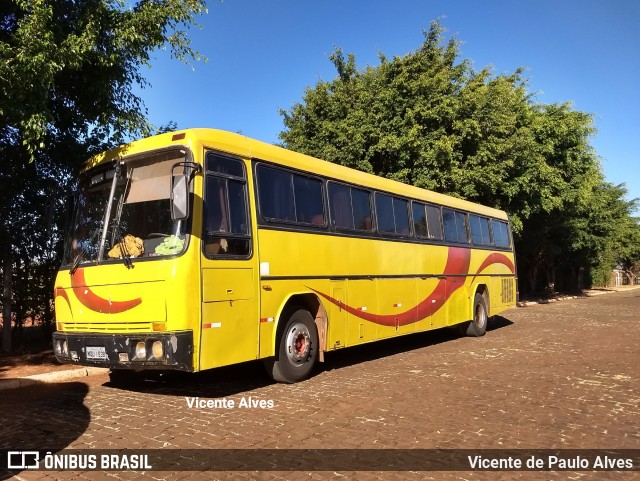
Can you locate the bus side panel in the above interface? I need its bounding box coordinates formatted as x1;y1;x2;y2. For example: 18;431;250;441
345;279;377;346
326;281;347;350
446;275;470;326
490;275;502;315
415;277;447;331
374;278;416;339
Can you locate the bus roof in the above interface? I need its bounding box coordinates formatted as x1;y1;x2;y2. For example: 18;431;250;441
86;128;509;220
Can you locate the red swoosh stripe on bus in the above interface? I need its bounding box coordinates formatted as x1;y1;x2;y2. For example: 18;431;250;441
310;248;515;327
310;247;471;327
470;253;515;283
63;268;142;314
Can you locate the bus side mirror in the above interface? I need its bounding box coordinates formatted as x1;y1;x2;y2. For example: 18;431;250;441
170;174;189;221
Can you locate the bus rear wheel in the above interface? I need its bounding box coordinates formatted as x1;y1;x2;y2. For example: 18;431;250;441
460;293;488;337
265;307;318;383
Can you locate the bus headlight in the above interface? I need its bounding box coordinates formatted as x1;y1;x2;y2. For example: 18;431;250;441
135;341;146;359
62;340;68;357
54;340;62;356
152;340;164;359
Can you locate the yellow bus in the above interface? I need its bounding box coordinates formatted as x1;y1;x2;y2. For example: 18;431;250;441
52;129;517;383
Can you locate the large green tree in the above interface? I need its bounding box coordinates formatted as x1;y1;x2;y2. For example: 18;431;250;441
280;21;634;295
0;0;206;352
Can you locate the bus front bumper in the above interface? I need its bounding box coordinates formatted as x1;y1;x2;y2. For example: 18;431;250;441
52;331;193;371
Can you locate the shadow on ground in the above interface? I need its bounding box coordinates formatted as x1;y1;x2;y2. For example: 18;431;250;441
0;381;90;480
104;315;515;398
486;315;513;331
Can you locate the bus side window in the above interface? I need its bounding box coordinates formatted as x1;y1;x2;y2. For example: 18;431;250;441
257;165;325;226
492;220;511;247
204;154;251;257
412;202;428;238
393;198;410;235
351;187;373;231
376;193;409;236
293;174;325;225
257;166;295;222
329;183;354;229
470;214;491;245
426;204;443;240
443;208;468;244
329;183;373;232
375;194;394;233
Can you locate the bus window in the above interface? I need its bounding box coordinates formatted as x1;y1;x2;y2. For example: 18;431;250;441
443;208;468;244
329;183;373;232
257;165;325;225
207;154;245;178
375;194;394;233
329;183;352;229
204;154;250;257
257;166;295;222
351;188;373;231
492;220;511;247
469;214;491;245
376;194;409;235
412;202;428;238
426;204;443;240
292;175;324;225
394;198;409;235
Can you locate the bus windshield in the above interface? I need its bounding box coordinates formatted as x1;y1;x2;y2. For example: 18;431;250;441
63;150;189;267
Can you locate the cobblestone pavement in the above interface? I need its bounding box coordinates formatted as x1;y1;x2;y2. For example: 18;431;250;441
1;290;638;481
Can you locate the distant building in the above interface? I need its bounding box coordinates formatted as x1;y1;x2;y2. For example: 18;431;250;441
610;267;639;287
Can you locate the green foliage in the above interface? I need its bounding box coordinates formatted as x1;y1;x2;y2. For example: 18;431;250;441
280;20;636;293
0;0;206;351
1;0;206;155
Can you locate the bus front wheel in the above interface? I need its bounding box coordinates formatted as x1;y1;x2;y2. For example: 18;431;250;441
265;307;318;383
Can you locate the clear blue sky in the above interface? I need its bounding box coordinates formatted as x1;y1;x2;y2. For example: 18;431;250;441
137;0;640;209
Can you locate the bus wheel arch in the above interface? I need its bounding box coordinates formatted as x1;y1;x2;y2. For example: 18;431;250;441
459;285;489;337
278;293;327;360
475;284;490;317
265;293;326;383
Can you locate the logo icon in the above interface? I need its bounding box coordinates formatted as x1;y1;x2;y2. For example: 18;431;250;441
7;451;40;470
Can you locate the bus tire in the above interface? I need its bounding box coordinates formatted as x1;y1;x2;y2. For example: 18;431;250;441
265;307;318;383
461;293;488;337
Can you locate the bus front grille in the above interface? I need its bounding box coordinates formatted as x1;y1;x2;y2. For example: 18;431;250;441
61;322;154;332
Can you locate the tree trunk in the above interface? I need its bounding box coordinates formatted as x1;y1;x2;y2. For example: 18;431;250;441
527;263;540;295
622;269;635;285
2;246;12;353
578;267;585;290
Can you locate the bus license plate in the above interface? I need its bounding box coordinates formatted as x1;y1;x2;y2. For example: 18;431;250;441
86;346;108;360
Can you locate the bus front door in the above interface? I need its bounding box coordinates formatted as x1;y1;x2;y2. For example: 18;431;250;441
200;262;259;370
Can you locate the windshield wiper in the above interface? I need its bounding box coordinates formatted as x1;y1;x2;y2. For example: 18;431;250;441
70;251;84;275
112;219;133;269
111;161;134;269
95;159;133;269
97;160;122;262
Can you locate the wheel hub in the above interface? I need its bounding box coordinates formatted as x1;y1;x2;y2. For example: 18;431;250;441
474;303;487;329
286;324;311;364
